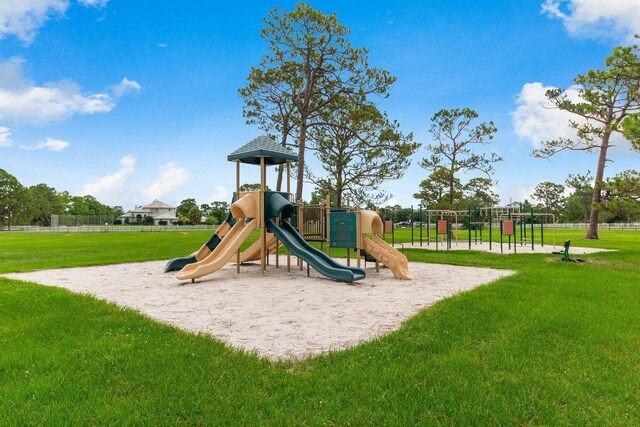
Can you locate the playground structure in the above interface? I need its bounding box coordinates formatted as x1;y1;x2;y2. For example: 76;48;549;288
166;135;412;283
383;205;557;254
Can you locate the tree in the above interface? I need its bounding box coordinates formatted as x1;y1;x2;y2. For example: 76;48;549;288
563;172;593;223
531;181;565;214
419;108;501;208
208;201;230;224
186;207;203;225
0;169;25;230
239;68;298;191
532;42;640;239
414;167;462;209
239;2;395;201
24;183;62;226
600;170;640;223
176;198;198;216
306;103;418;208
463;177;500;207
238;183;269;192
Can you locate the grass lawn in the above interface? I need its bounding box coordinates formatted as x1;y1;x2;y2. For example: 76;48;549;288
1;229;640;424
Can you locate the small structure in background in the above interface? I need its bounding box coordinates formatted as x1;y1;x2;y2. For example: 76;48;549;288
119;200;177;225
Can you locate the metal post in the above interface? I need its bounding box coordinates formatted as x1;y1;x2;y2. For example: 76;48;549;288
531;206;535;251
411;205;414;245
427;209;430;246
489;208;492;251
468;205;472;250
419;204;423;247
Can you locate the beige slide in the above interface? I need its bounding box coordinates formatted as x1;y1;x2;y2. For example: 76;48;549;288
238;233;280;263
176;219;258;280
360;210;413;280
362;235;413;280
176;192;260;281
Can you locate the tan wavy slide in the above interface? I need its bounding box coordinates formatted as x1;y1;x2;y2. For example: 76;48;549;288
176;218;258;281
362;235;413;280
238;233;280;263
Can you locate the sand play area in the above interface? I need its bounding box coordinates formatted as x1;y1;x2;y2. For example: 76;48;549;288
4;258;514;360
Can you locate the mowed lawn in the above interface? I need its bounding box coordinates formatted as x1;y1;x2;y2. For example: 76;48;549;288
1;229;640;424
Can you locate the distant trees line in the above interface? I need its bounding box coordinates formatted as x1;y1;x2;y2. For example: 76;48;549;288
0;169;123;230
382;169;640;224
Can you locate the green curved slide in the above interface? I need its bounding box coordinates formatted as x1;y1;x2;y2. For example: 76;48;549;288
266;218;365;283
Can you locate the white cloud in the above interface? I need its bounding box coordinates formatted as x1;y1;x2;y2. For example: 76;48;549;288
210;185;229;202
111;77;141;97
156;42;168;48
81;155;137;204
20;137;70;151
0;0;67;43
77;0;108;7
0;126;13;147
541;0;640;42
140;162;190;201
0;56;118;124
511;82;584;147
0;0;107;44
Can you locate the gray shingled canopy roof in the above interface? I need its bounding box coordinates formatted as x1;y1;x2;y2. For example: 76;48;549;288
227;135;298;165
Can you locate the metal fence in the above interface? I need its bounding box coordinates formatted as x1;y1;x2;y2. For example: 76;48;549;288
51;214;117;227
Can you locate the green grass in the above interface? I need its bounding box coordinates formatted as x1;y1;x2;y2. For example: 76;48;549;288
1;229;640;424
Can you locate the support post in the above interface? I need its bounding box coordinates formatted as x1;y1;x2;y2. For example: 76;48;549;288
468;205;472;250
531;206;535;251
489;208;492;251
287;161;291;272
260;156;266;274
419;204;423;247
235;160;241;274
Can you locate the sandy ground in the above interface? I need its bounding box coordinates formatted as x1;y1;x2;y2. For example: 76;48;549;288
400;240;612;255
4;257;514;360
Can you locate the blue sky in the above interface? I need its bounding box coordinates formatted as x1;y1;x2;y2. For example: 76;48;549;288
1;0;639;210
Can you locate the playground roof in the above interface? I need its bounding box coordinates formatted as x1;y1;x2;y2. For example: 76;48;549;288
227;135;298;165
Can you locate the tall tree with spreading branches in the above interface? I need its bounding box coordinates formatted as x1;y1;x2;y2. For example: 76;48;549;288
239;2;395;201
532;42;640;239
419;108;501;208
532;181;565;214
305;103;418;207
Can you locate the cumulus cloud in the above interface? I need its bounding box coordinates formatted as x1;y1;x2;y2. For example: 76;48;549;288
140;162;190;201
512;81;628;155
0;126;13;147
0;0;107;43
77;0;109;7
81;155;137;204
210;185;229;202
20;137;70;151
110;77;141;97
542;0;640;41
0;56;122;124
511;82;585;147
0;0;67;43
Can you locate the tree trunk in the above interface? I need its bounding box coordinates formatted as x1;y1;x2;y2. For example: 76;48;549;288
275;131;288;192
276;165;283;192
296;120;307;202
586;131;611;240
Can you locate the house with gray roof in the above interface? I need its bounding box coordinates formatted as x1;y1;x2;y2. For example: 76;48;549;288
119;200;177;225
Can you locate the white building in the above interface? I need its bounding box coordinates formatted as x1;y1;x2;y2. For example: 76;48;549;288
119;200;177;225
